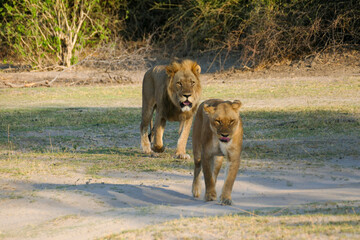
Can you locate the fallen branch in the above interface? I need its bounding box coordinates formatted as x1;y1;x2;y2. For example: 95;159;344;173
4;80;51;88
3;46;101;88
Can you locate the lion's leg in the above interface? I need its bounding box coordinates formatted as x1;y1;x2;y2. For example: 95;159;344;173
149;116;154;142
175;118;192;159
140;103;155;154
203;154;217;201
192;140;202;198
152;114;166;153
213;156;223;184
220;154;240;205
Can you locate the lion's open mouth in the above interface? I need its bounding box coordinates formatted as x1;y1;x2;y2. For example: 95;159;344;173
180;100;192;109
219;137;231;143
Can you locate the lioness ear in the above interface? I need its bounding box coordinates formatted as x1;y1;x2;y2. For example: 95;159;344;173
231;100;242;111
191;62;201;76
166;61;181;77
203;104;215;115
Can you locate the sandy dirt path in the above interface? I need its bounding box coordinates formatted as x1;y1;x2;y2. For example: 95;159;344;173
1;155;359;239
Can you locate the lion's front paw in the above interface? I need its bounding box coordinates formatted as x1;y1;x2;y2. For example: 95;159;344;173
152;145;165;153
205;191;217;201
175;153;190;160
220;196;232;205
141;142;152;155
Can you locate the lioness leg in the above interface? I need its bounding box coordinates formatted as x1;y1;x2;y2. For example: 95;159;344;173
175;118;192;159
140;103;155;154
213;156;223;184
203;154;217;201
192;141;202;198
192;113;202;198
152;114;166;153
220;156;240;205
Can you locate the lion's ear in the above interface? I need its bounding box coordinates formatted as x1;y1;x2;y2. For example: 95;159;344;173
203;104;215;115
166;61;181;77
231;100;242;111
192;62;201;76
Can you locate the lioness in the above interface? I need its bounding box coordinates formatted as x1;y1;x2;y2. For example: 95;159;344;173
140;60;202;159
192;99;243;205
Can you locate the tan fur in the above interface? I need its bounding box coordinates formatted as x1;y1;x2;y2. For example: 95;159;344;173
192;99;243;205
140;60;202;159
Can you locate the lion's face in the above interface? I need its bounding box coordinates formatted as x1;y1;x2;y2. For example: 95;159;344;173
204;101;242;143
166;60;201;112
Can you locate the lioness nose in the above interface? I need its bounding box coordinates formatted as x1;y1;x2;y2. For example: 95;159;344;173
183;94;191;98
221;134;229;137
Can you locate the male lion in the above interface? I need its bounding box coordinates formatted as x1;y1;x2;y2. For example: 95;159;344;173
192;99;243;205
140;60;202;159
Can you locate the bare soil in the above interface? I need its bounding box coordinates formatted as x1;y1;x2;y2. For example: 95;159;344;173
1;52;359;87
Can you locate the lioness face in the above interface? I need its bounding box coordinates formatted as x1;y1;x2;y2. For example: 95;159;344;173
204;101;242;143
166;61;201;112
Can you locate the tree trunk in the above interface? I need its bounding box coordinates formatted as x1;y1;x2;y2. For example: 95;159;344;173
61;38;73;67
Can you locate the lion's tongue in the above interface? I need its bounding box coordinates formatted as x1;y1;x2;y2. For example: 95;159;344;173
220;137;230;142
183;101;191;106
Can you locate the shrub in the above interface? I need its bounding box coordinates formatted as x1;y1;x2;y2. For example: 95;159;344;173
151;0;360;66
0;0;122;68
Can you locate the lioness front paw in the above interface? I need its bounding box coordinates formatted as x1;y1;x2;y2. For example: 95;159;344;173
220;196;232;205
175;153;190;160
205;191;217;201
152;145;165;153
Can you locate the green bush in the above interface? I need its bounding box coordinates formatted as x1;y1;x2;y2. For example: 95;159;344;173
0;0;123;68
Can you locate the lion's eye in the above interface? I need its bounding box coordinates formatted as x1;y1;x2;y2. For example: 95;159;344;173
215;120;221;125
230;119;235;125
177;82;182;87
191;81;195;86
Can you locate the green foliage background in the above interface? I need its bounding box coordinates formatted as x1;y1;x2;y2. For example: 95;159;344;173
1;0;359;68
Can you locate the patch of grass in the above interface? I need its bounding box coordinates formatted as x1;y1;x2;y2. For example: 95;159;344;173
101;210;360;240
1;106;358;162
0;149;193;178
203;78;360;102
0;86;142;109
1;77;358;110
0;107;141;131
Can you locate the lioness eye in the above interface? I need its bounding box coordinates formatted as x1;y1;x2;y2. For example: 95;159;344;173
230;119;235;124
177;82;182;87
191;81;195;86
215;120;221;125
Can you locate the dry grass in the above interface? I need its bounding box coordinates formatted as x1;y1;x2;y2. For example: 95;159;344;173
102;205;360;240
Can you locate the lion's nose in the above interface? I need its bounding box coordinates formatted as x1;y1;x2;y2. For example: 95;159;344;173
221;134;229;137
183;94;191;99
